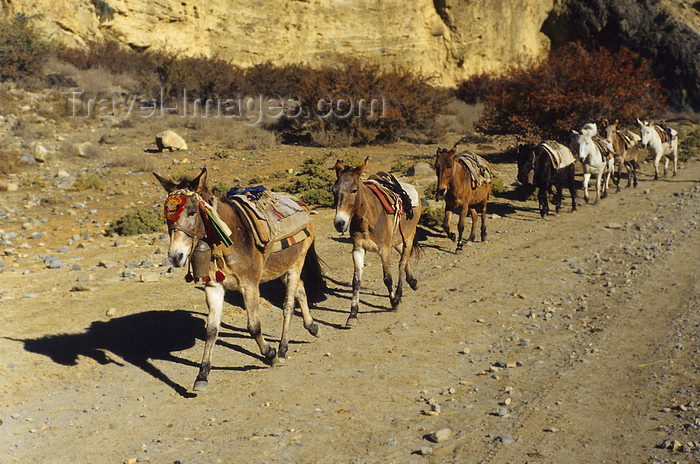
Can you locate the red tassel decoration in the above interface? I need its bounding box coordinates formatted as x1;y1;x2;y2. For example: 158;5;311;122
215;270;225;282
203;276;211;283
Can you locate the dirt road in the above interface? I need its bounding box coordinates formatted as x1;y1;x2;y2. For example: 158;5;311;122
1;149;698;464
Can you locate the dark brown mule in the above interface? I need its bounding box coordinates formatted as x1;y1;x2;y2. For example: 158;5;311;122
434;147;492;251
332;158;421;328
154;168;325;391
602;119;642;190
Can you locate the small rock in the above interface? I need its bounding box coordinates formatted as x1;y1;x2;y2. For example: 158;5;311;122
70;284;91;292
76;274;92;282
493;408;508;417
18;153;36;165
106;308;117;317
417;446;432;456
122;270;138;278
426;428;452;443
499;434;516;444
47;259;62;269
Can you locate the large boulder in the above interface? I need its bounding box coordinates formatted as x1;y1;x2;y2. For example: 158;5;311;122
156;130;188;152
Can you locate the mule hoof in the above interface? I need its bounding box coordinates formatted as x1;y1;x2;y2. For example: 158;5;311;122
407;278;418;291
193;380;208;392
306;322;319;337
345;316;358;328
447;232;456;242
263;347;277;364
271;356;286;367
390;302;401;312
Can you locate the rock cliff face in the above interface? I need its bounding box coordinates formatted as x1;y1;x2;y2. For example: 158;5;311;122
1;0;553;87
2;0;698;110
543;0;700;111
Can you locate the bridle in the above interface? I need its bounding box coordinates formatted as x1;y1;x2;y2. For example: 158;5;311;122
164;189;207;256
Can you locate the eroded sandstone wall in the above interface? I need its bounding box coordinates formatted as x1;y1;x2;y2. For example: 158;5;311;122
1;0;554;87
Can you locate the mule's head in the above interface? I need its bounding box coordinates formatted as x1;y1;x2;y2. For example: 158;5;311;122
516;144;536;185
434;147;456;201
573;131;594;162
603;119;618;141
637;118;652;148
332;157;367;233
153;168;208;268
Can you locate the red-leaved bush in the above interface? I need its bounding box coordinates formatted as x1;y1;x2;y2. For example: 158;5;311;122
457;42;667;141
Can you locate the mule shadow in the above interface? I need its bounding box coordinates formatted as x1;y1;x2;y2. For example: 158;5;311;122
9;310;203;398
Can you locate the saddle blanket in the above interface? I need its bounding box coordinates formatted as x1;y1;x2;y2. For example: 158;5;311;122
653;125;677;144
364;172;418;219
226;186;311;252
540;140;575;169
592;135;615;159
456;152;493;187
617;129;640;149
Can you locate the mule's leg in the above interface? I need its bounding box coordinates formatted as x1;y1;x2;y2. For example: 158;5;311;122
392;240;413;311
625;162;633;188
277;270;303;363
663;156;669;177
405;258;418;291
467;207;479;242
554;183;564;213
653;153;661;180
568;168;577;212
442;209;456;241
241;284;277;363
456;207;469;250
346;247;365;328
479;199;488;241
632;162;638;188
582;172;591;204
672;146;678;176
595;172;603;203
294;280;319;337
538;186;549;217
193;283;226;391
379;246;396;307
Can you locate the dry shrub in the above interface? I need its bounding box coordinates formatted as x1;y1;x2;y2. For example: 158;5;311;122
436;100;484;134
0;15;52;82
458;42;667;141
58;44;445;145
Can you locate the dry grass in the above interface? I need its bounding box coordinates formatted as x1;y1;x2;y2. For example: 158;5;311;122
105;153;155;172
189;118;279;150
0;147;19;175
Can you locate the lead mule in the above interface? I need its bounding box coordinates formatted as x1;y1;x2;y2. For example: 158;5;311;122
154;168;325;391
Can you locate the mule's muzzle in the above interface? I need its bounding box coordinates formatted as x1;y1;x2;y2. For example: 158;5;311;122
334;217;348;233
436;188;447;201
169;251;188;268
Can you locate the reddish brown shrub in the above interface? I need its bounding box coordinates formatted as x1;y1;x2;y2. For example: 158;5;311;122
458;42;667;141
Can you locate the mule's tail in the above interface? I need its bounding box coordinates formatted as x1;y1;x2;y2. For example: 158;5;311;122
301;240;327;304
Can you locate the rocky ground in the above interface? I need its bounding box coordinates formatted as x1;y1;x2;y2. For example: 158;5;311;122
0;105;699;463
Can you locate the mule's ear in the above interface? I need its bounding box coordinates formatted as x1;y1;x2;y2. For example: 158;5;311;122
153;172;177;193
354;157;368;176
448;148;457;158
190;167;208;193
636;118;643;126
614;119;619;125
334;159;345;178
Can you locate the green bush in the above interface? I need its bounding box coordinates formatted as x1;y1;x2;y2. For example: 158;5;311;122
71;174;104;191
419;206;445;229
0;15;52;81
107;208;164;236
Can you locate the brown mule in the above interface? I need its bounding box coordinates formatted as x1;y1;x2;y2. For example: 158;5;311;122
603;119;642;190
434;147;492;251
154;168;325;391
332;158;421;327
